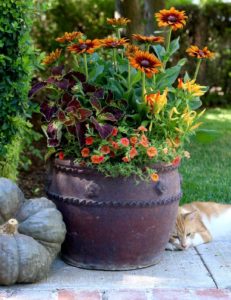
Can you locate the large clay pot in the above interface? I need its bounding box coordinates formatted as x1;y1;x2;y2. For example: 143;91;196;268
46;158;182;270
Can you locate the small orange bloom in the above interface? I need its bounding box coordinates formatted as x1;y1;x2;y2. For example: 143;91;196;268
147;147;158;158
120;138;130;147
100;37;128;48
100;145;110;155
56;31;83;43
111;141;119;150
177;78;183;89
129;50;162;78
42;49;62;65
122;156;130;163
138;126;148;132
155;7;187;31
130;147;138;159
91;155;104;164
111;127;118;136
140;134;149;148
59;151;64;160
68;39;101;54
132;34;164;44
186;45;214;59
81;148;90;158
130;136;138;146
151;173;159;182
85;136;94;145
172;156;181;166
107;17;131;27
173;137;181;148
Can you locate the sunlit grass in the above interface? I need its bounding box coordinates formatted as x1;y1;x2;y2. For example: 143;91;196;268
180;107;231;204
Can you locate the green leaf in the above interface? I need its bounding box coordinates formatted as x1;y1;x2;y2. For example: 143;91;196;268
153;44;166;61
89;64;104;81
189;97;202;110
168;37;180;56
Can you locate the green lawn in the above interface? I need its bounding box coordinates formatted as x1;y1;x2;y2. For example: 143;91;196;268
180;107;231;204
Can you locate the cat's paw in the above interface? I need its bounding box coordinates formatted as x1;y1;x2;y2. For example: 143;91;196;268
165;242;178;251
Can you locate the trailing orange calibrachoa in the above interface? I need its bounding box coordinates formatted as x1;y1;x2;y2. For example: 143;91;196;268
30;7;214;181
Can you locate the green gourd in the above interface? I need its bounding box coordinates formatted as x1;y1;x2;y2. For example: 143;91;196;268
0;178;66;285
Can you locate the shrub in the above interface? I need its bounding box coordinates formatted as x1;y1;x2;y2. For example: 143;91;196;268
0;0;37;180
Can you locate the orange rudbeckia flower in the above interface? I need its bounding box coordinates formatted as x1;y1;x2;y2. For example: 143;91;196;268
100;37;128;48
129;50;162;78
125;44;140;58
42;49;62;65
132;34;164;44
186;45;214;59
68;39;101;54
155;7;187;31
56;31;83;43
107;17;131;27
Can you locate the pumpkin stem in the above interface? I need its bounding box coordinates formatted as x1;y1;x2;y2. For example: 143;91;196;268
0;219;18;235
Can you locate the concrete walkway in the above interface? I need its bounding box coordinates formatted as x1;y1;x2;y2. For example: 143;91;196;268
0;240;231;299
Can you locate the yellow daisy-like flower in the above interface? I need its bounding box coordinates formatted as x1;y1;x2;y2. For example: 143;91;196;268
145;89;168;114
178;79;207;97
67;39;101;54
42;49;62;65
155;7;187;31
186;45;215;59
129;50;162;78
107;17;131;27
56;31;83;43
100;37;128;48
132;34;164;44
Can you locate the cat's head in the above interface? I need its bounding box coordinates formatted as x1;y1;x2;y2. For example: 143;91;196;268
169;208;200;250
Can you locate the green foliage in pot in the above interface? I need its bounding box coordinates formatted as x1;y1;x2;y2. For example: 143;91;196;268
30;8;214;181
0;178;66;286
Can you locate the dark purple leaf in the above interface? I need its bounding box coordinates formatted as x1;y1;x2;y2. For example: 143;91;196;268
55;79;69;90
67;126;76;135
47;77;56;84
90;97;101;111
75;123;86;147
76;108;92;122
29;81;47;98
61;93;73;106
90;117;114;139
57;110;66;122
100;112;117;122
64;71;86;89
40;102;58;121
82;82;96;93
94;88;104;99
101;106;124;120
105;90;114;103
67;99;81;109
51;65;64;76
47;123;58;139
47;138;60;147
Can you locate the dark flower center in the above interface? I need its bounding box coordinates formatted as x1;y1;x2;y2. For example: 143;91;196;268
79;43;88;50
140;59;150;67
167;15;177;23
198;50;205;57
111;42;118;47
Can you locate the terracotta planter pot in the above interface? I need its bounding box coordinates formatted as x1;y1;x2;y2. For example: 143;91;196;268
46;158;182;270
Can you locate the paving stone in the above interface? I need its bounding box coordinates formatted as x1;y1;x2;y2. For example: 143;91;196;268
107;290;148;300
196;241;231;289
0;290;57;300
58;289;102;300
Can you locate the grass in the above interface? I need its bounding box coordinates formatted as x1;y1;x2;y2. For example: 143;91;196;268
180;107;231;204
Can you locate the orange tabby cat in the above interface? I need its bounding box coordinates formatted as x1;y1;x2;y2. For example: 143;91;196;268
166;201;231;251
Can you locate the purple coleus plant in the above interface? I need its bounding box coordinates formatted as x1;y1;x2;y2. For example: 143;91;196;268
29;66;125;148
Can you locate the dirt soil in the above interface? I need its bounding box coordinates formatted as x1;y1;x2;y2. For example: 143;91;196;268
18;139;47;199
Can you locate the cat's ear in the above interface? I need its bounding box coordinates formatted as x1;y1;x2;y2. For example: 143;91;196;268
184;210;197;221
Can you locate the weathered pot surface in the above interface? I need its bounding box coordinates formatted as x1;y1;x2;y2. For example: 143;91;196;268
46;158;182;270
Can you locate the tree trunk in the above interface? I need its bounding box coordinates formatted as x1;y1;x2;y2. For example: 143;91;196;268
115;0;144;38
144;0;165;35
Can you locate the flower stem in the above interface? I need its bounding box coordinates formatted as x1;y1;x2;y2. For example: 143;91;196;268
193;59;202;80
128;61;131;90
116;28;121;39
113;48;117;71
163;28;172;69
153;73;156;88
142;71;146;102
145;44;150;52
83;53;88;80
